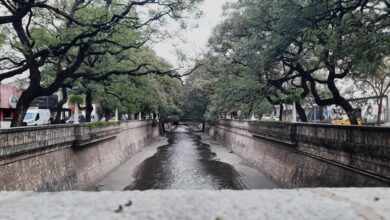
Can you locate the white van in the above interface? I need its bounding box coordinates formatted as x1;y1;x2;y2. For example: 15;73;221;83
23;108;52;126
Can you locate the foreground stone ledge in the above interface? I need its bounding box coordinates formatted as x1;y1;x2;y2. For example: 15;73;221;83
0;189;388;220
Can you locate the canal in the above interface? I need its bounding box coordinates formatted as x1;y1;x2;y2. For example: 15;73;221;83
99;125;278;190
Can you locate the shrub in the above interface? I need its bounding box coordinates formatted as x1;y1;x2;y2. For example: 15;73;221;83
68;94;84;105
82;121;118;127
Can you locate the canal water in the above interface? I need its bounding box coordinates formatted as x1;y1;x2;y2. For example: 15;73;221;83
100;125;278;190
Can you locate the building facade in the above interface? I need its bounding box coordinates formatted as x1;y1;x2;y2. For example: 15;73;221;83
0;84;21;128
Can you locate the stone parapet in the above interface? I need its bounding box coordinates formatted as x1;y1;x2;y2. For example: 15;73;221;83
0;121;156;158
0;124;76;159
0;188;388;220
0;120;159;191
208;120;390;187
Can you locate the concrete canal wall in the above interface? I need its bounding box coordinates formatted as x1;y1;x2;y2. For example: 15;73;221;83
0;120;159;191
207;120;390;188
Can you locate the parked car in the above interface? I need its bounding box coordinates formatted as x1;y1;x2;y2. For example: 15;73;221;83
23;108;52;126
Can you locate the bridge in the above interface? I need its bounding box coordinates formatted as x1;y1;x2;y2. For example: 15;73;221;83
159;116;206;131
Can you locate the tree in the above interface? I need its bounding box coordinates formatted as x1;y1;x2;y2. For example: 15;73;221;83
97;74;183;119
68;94;84;105
75;82;94;122
180;64;214;119
352;57;390;125
209;0;389;124
53;87;69;124
179;55;274;121
0;0;202;126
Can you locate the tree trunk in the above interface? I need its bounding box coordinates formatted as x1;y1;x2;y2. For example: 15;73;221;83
296;102;308;122
85;90;93;122
326;67;358;125
11;90;35;127
377;96;383;126
11;71;65;127
338;97;359;125
297;62;359;125
53;87;68;124
279;104;283;121
308;77;358;125
101;105;112;121
323;82;358;124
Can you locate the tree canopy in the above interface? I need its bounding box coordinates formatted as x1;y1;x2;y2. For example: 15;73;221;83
1;0;388;125
204;0;390;124
0;0;202;126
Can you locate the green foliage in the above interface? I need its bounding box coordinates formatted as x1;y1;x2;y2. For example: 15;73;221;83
82;121;118;127
30;27;59;48
207;0;389;119
68;94;84;105
252;100;273;118
180;66;213;119
178;55;273;120
284;93;301;104
92;72;182;118
1;0;205;127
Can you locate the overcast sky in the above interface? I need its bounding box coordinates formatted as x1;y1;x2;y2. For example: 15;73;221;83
150;0;234;70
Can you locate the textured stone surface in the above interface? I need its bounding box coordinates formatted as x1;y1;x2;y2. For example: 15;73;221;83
207;120;390;187
0;121;159;191
0;125;76;157
0;188;388;220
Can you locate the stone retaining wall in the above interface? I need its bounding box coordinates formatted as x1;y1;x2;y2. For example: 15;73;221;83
0;120;159;191
207;120;390;187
